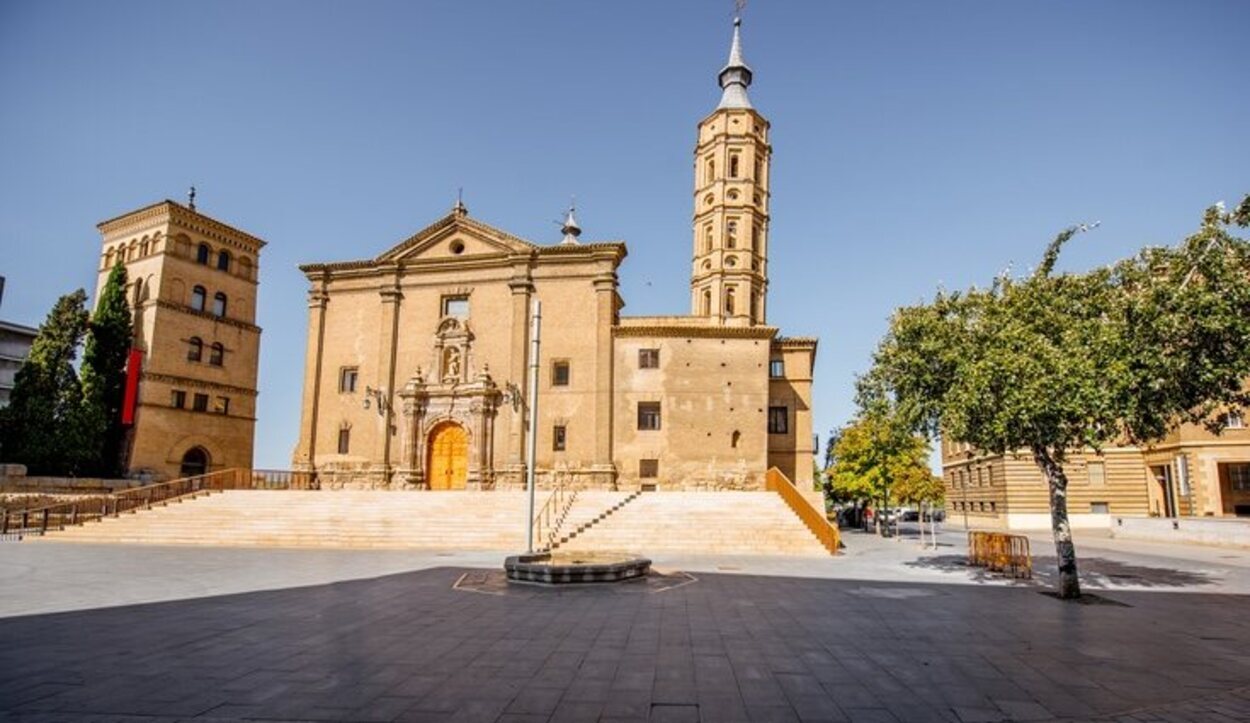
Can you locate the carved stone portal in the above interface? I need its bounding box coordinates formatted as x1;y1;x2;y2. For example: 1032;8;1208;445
396;318;500;489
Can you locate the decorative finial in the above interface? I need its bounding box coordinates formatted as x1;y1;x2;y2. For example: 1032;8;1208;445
187;185;197;211
560;198;582;245
717;10;754;110
453;187;468;217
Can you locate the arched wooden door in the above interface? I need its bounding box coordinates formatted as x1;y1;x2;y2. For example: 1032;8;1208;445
180;447;209;477
427;422;468;490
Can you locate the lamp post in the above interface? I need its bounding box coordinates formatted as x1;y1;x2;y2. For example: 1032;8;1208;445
525;300;542;553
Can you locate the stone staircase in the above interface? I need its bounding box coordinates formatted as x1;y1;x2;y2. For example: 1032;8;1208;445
40;490;531;550
37;489;831;555
556;491;829;556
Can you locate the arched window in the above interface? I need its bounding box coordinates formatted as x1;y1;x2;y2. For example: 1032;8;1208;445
187;337;203;362
725;287;736;315
238;256;253;280
191;285;206;311
196;243;211;265
703;224;713;253
732;430;741;449
726;220;738;249
104;248;115;268
212;292;227;317
706;158;715;183
702;289;711;316
140;239;150;256
209;343;224;366
132;278;144;307
216;250;231;272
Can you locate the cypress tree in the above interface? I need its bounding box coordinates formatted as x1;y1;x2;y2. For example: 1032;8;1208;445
80;263;134;477
0;290;90;475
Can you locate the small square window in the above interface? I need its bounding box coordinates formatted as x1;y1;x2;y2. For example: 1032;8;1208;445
769;359;784;378
1090;501;1109;514
551;360;570;387
215;396;230;415
768;406;788;434
340;367;358;393
553;425;567;452
639;349;660;369
637;402;661;431
171;390;186;409
442;296;469;318
192;393;209;412
639;459;659;479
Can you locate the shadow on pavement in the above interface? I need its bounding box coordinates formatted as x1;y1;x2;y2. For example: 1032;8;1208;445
904;553;1218;589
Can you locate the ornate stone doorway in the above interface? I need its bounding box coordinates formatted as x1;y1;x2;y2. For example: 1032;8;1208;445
427;422;469;490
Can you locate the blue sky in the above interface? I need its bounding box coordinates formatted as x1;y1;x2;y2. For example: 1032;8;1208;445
1;1;1246;469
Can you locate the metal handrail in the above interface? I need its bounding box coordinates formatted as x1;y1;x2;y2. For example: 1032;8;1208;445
0;468;320;539
531;478;574;552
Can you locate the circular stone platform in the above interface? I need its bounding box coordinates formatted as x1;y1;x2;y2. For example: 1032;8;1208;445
504;551;651;585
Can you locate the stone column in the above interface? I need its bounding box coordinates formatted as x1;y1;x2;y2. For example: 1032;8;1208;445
591;271;618;488
374;274;403;486
506;267;533;484
293;277;329;470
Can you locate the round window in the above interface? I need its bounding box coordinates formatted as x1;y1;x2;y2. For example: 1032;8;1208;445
450;240;465;255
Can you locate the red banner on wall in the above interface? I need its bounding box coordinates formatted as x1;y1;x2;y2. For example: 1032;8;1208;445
121;348;143;425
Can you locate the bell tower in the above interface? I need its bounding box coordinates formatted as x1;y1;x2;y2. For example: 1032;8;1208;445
690;16;771;327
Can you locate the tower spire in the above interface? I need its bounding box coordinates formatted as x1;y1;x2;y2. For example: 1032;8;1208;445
559;200;581;245
717;16;753;110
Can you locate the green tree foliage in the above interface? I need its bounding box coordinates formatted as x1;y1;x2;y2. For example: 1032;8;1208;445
0;290;91;475
80;263;133;477
827;408;934;532
862;197;1250;599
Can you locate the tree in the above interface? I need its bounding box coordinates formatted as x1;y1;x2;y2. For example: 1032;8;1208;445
80;262;133;477
0;290;91;475
892;462;945;548
861;197;1250;599
827;407;933;536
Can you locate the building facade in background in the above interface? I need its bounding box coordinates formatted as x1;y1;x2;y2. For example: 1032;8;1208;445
0;319;38;408
942;412;1250;527
95;201;263;480
293;19;817;491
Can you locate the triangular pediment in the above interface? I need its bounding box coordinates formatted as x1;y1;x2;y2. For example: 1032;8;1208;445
376;212;537;263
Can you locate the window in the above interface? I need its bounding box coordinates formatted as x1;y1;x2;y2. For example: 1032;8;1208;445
724;287;736;315
989;501;997;512
209;343;224;366
442;296;469;318
637;402;661;431
192;393;209;412
768;406;788;434
769;359;784;378
196;243;210;265
187;337;203;362
171;390;186;409
216;251;230;272
701;290;711;315
215;396;230;415
1088;461;1106;486
751;224;759;250
337;428;350;455
191;285;206;311
212;292;227;317
1227;411;1245;429
703;224;713;253
551;360;570;387
340;367;358;393
705;158;714;183
726;220;738;249
754;157;762;181
1090;502;1109;514
639;349;660;369
1228;463;1250;492
238;257;253;280
729;154;740;178
731;430;741;448
553;425;567;452
639;459;659;479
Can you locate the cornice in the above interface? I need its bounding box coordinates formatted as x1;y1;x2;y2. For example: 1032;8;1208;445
614;321;778;340
143;372;259;397
155;300;262;334
98;200;266;252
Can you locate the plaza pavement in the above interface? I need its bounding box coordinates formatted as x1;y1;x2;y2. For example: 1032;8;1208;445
1;527;1248;722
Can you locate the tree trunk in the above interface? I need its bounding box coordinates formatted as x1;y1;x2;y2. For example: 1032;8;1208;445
1032;445;1081;599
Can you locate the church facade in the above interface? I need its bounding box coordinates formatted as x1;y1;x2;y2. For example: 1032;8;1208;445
292;19;817;491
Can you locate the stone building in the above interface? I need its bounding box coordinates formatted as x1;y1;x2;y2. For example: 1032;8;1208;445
95;199;264;480
942;412;1250;528
293;18;817;491
0;315;38;408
